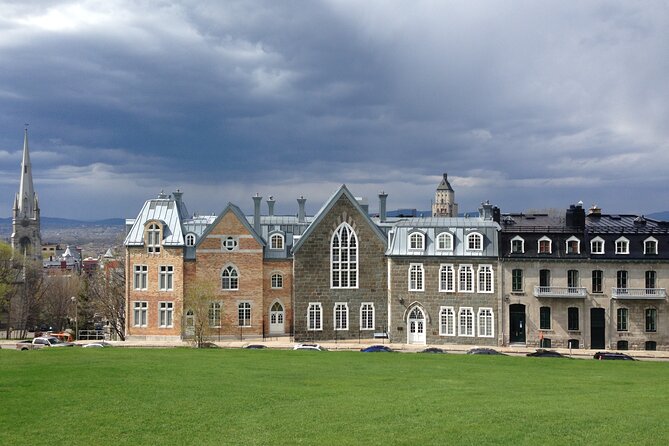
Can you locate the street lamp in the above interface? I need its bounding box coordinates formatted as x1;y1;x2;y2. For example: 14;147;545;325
71;296;78;340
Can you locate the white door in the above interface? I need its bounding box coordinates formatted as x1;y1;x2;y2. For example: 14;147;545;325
408;307;426;344
269;302;285;334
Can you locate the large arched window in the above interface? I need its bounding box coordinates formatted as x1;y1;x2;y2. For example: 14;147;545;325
331;222;358;288
221;266;239;290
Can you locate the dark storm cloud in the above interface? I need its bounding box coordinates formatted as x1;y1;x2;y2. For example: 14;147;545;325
0;1;667;219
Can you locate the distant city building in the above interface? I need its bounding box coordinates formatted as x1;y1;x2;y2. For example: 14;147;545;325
11;129;41;258
431;173;458;217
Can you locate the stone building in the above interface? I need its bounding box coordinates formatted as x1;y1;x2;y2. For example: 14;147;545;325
431;173;458;217
11;129;41;258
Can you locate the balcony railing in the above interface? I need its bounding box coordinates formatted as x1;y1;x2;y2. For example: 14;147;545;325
534;286;587;298
612;288;667;299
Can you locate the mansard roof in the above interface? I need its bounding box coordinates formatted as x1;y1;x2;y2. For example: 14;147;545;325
586;214;669;234
124;196;185;246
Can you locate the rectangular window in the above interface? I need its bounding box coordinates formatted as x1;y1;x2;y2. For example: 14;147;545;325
539;306;551;330
645;240;657;255
511;239;524;254
646;308;657;333
645;271;656;289
238;302;251;327
617;308;628;332
539;269;551;287
209;302;221;327
539;239;551;254
591;270;603;294
512;269;523;292
477;308;494;338
308;303;322;331
334;303;348;331
616;239;629;254
133;265;148;290
439;306;455;336
617;270;628;289
409;263;424;291
159;265;173;291
458;307;474;337
567;307;579;331
439;264;455;292
458;265;474;292
133;301;148;327
477;265;494;293
567;240;580;254
159;302;173;328
360;303;375;330
591;239;604;254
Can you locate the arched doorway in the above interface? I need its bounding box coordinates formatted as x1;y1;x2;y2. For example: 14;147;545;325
509;304;526;344
407;307;426;344
269;302;285;334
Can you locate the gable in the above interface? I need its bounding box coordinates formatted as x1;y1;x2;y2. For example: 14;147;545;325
196;203;265;250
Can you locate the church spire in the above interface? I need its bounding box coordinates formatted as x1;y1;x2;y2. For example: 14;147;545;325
17;127;38;219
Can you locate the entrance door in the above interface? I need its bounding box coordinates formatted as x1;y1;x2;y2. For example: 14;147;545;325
509;304;526;343
269;302;285;334
590;308;605;349
185;310;195;337
407;307;426;344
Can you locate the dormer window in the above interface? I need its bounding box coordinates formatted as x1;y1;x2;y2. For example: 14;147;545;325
185;233;196;247
467;232;483;251
615;237;629;255
538;236;552;254
511;236;524;254
590;237;605;254
566;236;580;254
147;223;161;253
436;232;453;251
409;232;425;251
270;233;284;250
644;237;658;255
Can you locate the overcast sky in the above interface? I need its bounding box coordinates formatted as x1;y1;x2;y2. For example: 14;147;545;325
1;1;668;220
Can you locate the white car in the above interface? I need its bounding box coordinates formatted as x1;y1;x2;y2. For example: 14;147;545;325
293;343;326;351
82;341;113;348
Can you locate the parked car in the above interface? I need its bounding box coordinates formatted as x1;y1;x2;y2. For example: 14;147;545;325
420;347;446;354
82;341;113;348
244;344;268;349
360;345;393;353
467;348;505;355
17;336;75;351
593;351;635;360
293;343;326;351
526;349;565;358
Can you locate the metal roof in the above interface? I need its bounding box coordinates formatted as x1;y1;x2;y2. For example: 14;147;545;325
586;214;669;234
124;198;185;246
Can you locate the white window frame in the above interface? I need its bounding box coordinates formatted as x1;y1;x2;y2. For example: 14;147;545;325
223;236;238;251
511;236;525;254
466;232;483;252
408;263;424;291
360;303;375;331
133;265;148;290
458;264;474;293
159;301;174;328
566;236;581;254
439;306;456;336
307;302;323;331
477;308;494;338
458;307;474;337
538;236;552;254
408;231;425;251
133;301;148;327
269;233;285;250
334;302;349;331
185;233;196;247
238;302;251;327
477;264;494;293
439;264;455;292
209;302;221;327
222;265;239;290
590;237;605;255
331;222;358;289
271;272;283;289
615;237;630;255
644;237;658;255
436;232;454;252
159;265;173;291
146;223;161;253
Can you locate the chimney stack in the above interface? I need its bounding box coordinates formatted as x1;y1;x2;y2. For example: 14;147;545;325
379;191;388;223
297;196;306;223
252;194;262;234
267;196;275;216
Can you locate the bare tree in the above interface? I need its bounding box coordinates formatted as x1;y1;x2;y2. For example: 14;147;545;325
184;279;218;348
86;256;125;340
10;258;47;338
41;274;81;332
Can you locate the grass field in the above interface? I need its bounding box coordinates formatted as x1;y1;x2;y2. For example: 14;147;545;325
1;348;668;445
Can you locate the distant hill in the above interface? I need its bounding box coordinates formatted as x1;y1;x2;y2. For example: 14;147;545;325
648;212;669;221
0;216;125;232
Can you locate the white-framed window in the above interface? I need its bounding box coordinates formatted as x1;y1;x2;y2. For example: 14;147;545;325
224;236;238;251
477;308;494;337
331;222;358;288
271;273;283;289
644;237;658;255
185;233;196;247
467;232;483;251
511;236;525;254
458;307;474;337
334;303;348;331
439;264;455;292
615;237;629;254
307;303;322;331
238;302;251;327
409;263;424;291
436;232;454;251
477;265;494;293
538;236;552;254
133;265;148;290
590;237;605;254
159;265;173;291
133;301;148;327
222;265;239;290
209;302;221;327
408;232;425;251
159;302;174;328
458;265;474;292
439;306;456;336
146;223;161;253
360;303;375;330
566;236;580;254
270;233;284;250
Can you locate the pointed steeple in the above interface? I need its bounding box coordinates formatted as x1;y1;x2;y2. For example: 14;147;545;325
17;128;38;219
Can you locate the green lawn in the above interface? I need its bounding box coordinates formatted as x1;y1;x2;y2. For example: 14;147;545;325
1;348;668;445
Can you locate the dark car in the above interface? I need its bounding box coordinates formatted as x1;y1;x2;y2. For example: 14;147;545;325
420;347;446;354
244;344;268;349
526;349;565;358
593;352;635;361
361;345;393;353
467;347;505;355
